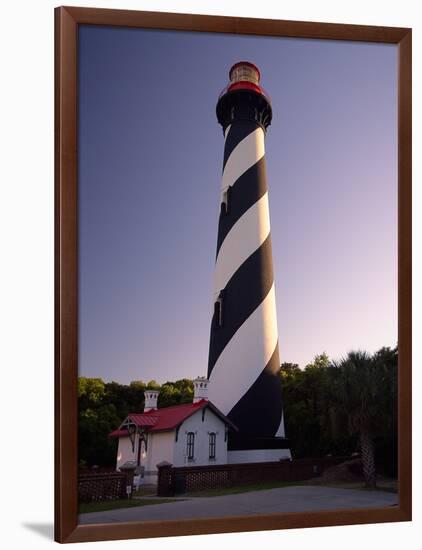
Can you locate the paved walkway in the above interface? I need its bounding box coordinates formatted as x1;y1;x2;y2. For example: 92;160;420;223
79;485;397;525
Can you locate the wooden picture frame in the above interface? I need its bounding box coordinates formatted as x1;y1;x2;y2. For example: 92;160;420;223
55;5;412;543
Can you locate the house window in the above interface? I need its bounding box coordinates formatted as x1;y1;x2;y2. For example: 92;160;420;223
186;432;195;460
209;433;216;459
214;291;224;328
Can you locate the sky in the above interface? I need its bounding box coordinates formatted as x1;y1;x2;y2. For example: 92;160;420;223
78;25;398;385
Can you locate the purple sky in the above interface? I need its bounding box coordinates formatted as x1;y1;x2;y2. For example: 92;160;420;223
78;26;398;384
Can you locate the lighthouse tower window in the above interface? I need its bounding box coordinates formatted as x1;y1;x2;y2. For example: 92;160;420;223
221;187;231;215
214;291;224;328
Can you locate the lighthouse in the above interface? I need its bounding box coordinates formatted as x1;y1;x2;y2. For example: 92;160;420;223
207;62;291;463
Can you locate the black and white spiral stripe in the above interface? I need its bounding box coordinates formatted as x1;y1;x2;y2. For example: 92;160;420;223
208;120;285;439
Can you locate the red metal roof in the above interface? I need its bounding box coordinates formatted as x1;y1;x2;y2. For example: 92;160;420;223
128;414;159;427
131;401;206;432
109;400;237;437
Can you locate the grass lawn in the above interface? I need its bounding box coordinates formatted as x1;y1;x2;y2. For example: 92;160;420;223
79;497;180;514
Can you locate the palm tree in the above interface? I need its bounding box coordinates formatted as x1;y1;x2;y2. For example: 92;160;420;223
332;351;383;488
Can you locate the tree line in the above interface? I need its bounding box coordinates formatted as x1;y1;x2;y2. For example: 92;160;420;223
78;346;397;486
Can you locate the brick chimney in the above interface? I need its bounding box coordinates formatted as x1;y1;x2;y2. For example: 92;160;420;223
193;377;209;403
144;390;159;412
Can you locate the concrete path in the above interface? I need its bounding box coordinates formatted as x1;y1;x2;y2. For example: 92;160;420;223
79;485;398;525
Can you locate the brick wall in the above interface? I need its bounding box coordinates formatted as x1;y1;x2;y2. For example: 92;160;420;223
157;457;349;496
78;471;132;502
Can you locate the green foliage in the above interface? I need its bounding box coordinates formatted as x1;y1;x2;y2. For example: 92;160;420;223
331;347;398;439
158;380;194;408
280;347;398;477
146;380;160;390
312;352;330;369
78;377;105;406
280;354;351;459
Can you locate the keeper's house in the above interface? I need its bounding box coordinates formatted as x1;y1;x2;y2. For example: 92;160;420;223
109;377;237;485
